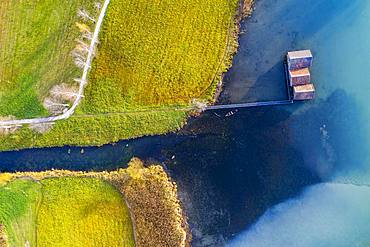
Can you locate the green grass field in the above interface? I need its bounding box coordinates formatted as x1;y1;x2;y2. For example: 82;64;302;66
0;177;135;247
0;179;41;246
0;0;95;118
82;0;238;113
0;0;241;151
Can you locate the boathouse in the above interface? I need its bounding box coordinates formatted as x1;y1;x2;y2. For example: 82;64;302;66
286;49;315;100
293;83;315;100
289;68;310;86
287;50;313;70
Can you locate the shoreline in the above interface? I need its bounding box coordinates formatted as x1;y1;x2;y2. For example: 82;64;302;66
212;0;255;103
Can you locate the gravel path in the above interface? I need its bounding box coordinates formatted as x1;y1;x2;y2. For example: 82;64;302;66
0;0;111;128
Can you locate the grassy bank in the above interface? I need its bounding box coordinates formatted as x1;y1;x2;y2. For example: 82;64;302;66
0;110;187;150
0;177;134;247
0;0;245;151
0;158;189;247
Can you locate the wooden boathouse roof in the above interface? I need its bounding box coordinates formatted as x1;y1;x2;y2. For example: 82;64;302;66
289;68;310;77
287;50;312;59
293;83;315;93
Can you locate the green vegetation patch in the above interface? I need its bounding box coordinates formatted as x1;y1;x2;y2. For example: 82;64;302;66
0;179;41;247
38;177;134;247
0;0;95;118
0;177;134;247
83;0;239;113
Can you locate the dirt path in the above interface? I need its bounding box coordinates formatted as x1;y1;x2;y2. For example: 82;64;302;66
0;0;111;128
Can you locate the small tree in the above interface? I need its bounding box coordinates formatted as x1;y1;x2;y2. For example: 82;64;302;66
77;9;96;23
95;2;102;11
0;116;20;136
76;22;91;34
191;98;208;113
73;55;86;69
75;40;90;54
0;224;8;247
82;32;93;41
49;83;80;101
43;98;70;115
29;123;55;134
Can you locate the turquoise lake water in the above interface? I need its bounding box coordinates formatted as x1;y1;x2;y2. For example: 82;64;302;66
228;0;370;246
1;0;370;246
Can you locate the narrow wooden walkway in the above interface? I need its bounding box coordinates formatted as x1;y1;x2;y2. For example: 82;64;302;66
205;99;293;110
206;60;294;111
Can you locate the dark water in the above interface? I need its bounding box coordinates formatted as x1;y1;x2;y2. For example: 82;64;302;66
0;106;320;245
225;0;370;246
2;0;370;246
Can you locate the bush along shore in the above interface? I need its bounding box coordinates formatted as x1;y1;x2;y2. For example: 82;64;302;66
0;0;254;151
0;158;189;247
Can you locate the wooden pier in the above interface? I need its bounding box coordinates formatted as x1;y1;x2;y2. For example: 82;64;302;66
205;50;314;111
205;99;293;110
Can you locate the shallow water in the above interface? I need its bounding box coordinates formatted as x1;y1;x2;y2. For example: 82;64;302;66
1;0;370;246
226;0;370;246
228;183;370;247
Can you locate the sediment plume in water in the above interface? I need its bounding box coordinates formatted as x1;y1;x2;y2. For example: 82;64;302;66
227;183;370;247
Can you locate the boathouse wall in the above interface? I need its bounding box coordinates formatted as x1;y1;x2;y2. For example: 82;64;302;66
287;50;313;70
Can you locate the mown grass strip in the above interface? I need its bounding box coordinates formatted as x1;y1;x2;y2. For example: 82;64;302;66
0;110;187;150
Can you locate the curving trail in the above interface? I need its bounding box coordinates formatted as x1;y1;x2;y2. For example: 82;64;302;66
0;0;111;128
